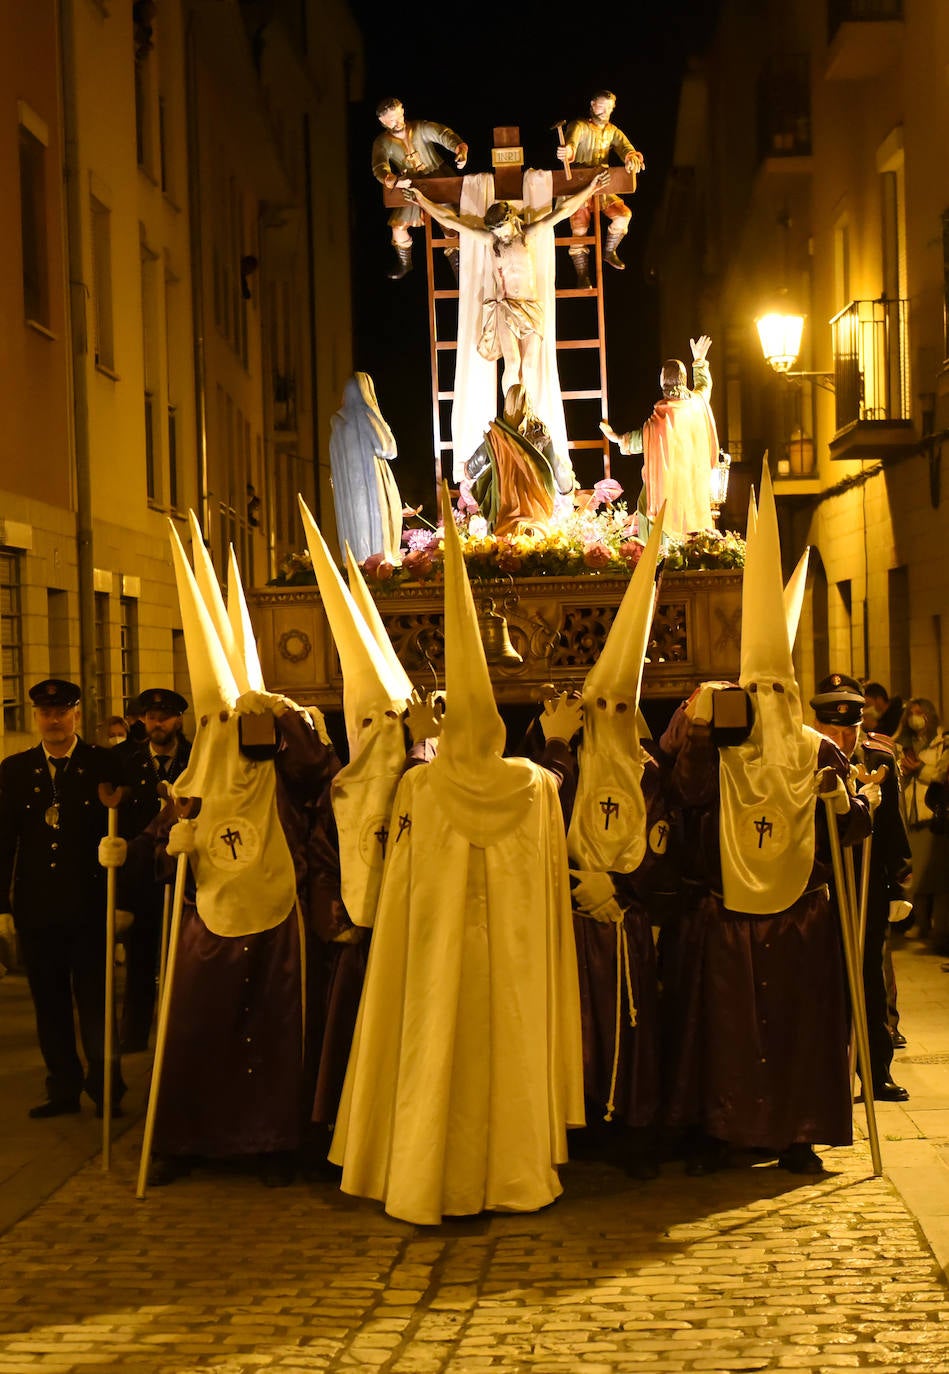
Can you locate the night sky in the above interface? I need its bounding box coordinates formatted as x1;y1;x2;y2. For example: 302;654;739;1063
343;3;722;515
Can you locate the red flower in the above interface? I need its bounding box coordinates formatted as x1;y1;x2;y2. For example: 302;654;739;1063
619;540;643;567
362;554;395;582
583;541;612;570
401;548;435;580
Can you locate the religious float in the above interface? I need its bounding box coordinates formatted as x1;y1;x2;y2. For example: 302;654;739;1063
247;114;746;714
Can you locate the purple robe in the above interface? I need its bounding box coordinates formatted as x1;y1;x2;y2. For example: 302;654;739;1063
152;711;339;1157
658;707;871;1151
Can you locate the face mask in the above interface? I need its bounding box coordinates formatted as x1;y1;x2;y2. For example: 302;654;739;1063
908;713;926;732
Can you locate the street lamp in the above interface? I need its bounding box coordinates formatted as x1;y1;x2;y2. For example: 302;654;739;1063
755;308;835;392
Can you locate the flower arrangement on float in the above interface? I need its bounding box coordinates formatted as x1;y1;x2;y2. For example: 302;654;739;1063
271;479;745;589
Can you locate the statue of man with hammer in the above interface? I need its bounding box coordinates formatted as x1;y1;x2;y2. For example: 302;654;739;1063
556;90;645;286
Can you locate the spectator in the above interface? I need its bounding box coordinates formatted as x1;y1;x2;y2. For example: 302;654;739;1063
895;698;949;949
863;682;904;737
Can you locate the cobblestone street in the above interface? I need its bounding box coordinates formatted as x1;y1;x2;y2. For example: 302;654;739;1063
2;945;948;1373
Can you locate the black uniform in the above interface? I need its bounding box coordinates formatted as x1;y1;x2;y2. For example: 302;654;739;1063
113;734;191;1050
856;732;911;1089
0;738;124;1108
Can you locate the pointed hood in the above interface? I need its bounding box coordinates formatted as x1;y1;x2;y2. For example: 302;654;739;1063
345;541;413;703
227;545;265;692
168;519;239;719
783;545;810;651
567;509;665;874
427;483;536;846
746;485;757;542
187;510;250;695
582;510;665;722
718;459;821;915
299;495;407;748
299;499;409;929
738;464;796;688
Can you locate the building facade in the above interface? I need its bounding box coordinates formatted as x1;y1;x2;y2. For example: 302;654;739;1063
650;0;949;712
0;0;361;757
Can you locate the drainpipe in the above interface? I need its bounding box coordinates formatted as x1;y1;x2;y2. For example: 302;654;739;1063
185;9;209;539
58;0;98;719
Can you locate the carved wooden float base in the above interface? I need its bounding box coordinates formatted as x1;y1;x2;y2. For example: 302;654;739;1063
248;570;743;709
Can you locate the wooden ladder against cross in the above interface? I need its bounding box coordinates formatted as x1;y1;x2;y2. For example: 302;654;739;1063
382;125;638;498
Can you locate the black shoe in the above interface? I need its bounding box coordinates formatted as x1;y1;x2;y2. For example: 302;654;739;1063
890;1029;907;1048
603;248;625;270
147;1156;191;1187
873;1080;910;1103
28;1098;81;1119
777;1143;824;1175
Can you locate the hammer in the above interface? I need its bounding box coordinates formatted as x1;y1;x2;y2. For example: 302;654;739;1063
551;119;572;181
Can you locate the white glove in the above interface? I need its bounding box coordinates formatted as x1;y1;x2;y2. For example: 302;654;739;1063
570;869;624;924
167;819;198;857
0;912;16;945
405;689;444;743
859;781;882;815
685;684;715;724
98;835;128;869
818;773;852;816
888;899;913;924
236;689;299;718
540;693;583;744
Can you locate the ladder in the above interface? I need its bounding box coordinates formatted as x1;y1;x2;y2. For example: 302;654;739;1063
423;207;612;495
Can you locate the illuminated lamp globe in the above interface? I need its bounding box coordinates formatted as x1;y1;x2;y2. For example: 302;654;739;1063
756;310;805;374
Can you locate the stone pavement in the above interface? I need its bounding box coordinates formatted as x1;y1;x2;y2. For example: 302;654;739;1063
0;942;947;1373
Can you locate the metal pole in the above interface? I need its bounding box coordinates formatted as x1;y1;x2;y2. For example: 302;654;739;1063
100;799;120;1169
819;770;883;1176
136;850;188;1200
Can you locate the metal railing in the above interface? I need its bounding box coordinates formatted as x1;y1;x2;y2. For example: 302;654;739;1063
831;297;910;431
828;0;903;43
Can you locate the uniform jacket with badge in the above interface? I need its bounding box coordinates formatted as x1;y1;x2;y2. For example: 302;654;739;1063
114;735;192;840
0;739;117;929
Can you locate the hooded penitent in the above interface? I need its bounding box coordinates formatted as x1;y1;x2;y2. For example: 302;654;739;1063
329;482;584;1225
717;465;821;914
567;510;665;874
299;498;410;927
168;518;297;938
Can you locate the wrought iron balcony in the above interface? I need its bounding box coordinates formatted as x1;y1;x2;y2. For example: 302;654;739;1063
829;298;915;459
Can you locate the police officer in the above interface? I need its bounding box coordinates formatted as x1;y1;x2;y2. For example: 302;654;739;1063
0;680;126;1117
811;672;912;1102
114;687;190;1052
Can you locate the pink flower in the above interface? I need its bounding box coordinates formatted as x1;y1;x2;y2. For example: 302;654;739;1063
583;541;612;571
362;554;394;582
592;477;623;508
405;527;437;553
457;478;480;515
619;540;643;567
